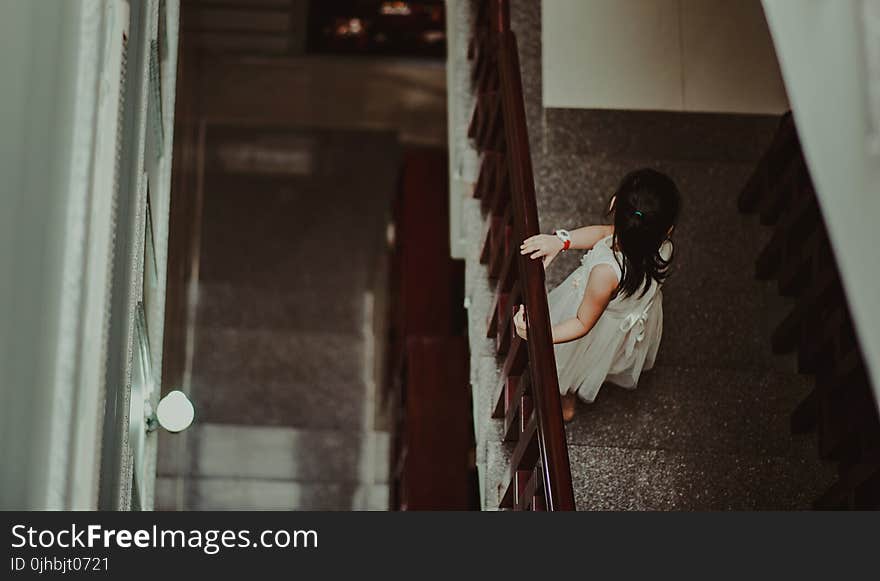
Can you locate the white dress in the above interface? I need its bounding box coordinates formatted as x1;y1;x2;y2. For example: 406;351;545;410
549;234;670;402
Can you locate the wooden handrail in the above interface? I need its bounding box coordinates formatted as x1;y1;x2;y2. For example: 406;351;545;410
470;0;575;510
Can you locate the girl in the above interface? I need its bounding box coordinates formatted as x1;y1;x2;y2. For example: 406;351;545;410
514;168;681;422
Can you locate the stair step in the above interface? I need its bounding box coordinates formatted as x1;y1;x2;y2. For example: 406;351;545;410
198;169;394;289
658;279;776;370
156;423;390;511
564;365;815;459
190;327;368;430
197;282;365;334
155;477;389;511
568;444;835;511
158;423;389;484
542;108;779;163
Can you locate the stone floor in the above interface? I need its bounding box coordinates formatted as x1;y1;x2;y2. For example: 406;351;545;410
156;127;398;510
459;0;835;509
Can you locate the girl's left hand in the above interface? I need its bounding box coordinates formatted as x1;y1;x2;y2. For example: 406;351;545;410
513;304;527;340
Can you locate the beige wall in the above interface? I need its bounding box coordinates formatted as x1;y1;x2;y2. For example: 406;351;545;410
542;0;788;114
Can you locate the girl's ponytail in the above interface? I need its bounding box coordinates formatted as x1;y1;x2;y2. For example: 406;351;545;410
609;169;681;298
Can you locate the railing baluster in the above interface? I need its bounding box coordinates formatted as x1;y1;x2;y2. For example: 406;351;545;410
738;112;880;509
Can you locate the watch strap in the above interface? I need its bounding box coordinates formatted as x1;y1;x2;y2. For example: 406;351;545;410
555;229;572;251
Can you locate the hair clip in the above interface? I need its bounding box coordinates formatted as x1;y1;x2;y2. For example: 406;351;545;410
634;210;644;218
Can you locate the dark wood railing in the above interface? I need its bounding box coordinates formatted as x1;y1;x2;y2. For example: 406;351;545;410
739;113;880;509
468;0;575;511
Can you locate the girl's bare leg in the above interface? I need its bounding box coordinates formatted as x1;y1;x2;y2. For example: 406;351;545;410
561;393;578;423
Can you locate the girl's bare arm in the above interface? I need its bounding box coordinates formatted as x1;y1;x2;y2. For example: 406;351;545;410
514;263;617;344
520;225;614;267
567;224;614;250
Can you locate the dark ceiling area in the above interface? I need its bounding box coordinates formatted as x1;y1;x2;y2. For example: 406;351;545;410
307;0;445;58
182;0;445;58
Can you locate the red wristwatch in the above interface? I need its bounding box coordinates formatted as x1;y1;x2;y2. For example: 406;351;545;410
555;229;572;251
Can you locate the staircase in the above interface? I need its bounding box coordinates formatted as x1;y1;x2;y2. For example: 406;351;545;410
156;128;396;510
451;0;840;510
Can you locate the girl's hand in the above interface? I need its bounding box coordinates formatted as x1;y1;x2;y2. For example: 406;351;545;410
520;234;564;268
513;304;528;340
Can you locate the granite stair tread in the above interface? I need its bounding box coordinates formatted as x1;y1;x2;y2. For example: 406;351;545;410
155;477;389;511
158;423;389;483
196;281;367;333
540;107;779;162
568;443;834;511
564;365;815;458
156;423;390;511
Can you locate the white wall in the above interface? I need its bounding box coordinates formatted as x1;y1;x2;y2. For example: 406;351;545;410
761;0;880;406
0;0;101;509
0;0;179;510
543;0;789;114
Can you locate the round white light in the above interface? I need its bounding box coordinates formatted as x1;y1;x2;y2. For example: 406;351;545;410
156;390;194;433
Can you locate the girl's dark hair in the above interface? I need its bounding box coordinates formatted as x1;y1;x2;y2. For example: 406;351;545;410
609;168;681;298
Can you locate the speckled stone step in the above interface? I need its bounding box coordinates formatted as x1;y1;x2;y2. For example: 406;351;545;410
564;365;816;459
158;424;389;483
156;424;390;511
197;282;366;334
190;327;368;430
540;108;779;163
567;444;834;511
155;477;389;511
